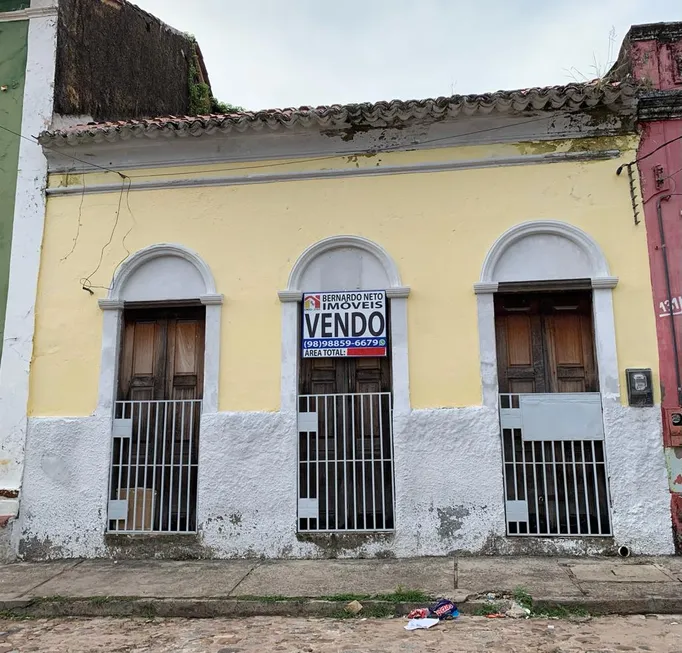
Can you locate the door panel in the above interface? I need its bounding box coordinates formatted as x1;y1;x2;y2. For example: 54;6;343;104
120;319;165;401
166;318;204;401
495;305;546;394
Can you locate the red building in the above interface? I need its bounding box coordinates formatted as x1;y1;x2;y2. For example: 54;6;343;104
619;22;682;550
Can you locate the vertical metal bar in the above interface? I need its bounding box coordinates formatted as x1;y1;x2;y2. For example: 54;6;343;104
540;441;551;536
379;393;386;529
591;440;602;535
176;402;186;532
530;441;541;535
158;403;168;532
601;441;614;535
310;396;314;531
133;401;144;532
186;401;194;532
323;396;328;531
519;427;529;534
125;402;135;531
351;395;358;530
561;442;571;536
296;397;301;530
309;399;314;531
571;441;581;535
168;400;178;531
369;394;376;529
388;394;395;529
581;442;592;535
342;394;348;530
313;397;319;531
333;395;339;531
360;396;367;530
550;441;560;535
510;428;519;501
510;429;520;534
150;401;160;532
140;401;151;532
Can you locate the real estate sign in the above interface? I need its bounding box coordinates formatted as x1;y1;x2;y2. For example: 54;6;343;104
302;290;387;357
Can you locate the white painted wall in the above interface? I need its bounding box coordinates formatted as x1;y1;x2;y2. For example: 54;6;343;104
18;404;673;558
0;4;58;534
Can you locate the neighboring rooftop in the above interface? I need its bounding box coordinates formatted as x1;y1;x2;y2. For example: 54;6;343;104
53;0;212;122
39;80;637;147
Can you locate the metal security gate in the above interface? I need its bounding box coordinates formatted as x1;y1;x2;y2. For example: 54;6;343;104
107;399;201;533
500;393;612;536
297;392;395;532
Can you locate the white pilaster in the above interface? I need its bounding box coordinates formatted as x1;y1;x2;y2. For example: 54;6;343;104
0;4;58;514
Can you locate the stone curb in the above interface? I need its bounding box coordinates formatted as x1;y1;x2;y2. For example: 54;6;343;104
1;598;427;619
462;598;682;617
2;595;682;619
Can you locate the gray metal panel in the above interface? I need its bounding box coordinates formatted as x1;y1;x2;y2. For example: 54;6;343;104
108;500;128;520
298;498;319;519
505;500;529;522
519;393;604;441
298;412;318;432
499;408;522;428
112;418;133;438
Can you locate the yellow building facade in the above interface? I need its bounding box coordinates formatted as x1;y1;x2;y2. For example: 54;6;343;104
14;83;675;559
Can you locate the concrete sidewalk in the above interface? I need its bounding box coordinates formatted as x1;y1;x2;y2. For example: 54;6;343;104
1;556;681;618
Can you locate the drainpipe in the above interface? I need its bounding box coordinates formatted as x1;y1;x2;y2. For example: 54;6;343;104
656;195;682;405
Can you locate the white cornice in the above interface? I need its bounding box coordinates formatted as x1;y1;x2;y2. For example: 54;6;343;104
46;150;622;197
592;276;619;289
473;282;499;295
278;290;303;303
0;6;57;22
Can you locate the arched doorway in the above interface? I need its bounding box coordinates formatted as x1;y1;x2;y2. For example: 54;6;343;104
99;244;222;534
476;221;617;537
279;236;410;533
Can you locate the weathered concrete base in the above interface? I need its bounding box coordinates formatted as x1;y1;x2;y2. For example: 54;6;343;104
14;404;675;559
0;518;15;564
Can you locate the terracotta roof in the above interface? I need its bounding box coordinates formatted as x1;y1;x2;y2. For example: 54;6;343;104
39;81;637;147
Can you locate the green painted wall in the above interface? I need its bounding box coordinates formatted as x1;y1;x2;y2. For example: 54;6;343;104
0;2;30;12
0;19;28;362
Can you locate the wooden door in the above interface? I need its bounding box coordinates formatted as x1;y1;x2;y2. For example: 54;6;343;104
117;306;205;531
495;300;546;394
119;307;205;401
544;294;597;393
495;291;598;393
299;356;391;396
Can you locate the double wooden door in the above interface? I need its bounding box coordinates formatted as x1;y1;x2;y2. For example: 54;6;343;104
119;306;205;402
114;306;205;532
494;291;598;394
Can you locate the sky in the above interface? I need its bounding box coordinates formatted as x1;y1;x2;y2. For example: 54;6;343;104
132;0;681;111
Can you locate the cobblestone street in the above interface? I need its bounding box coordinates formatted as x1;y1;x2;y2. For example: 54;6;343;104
0;615;680;653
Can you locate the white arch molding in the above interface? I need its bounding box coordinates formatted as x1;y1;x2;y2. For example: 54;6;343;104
278;235;411;416
474;220;620;410
97;243;223;415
